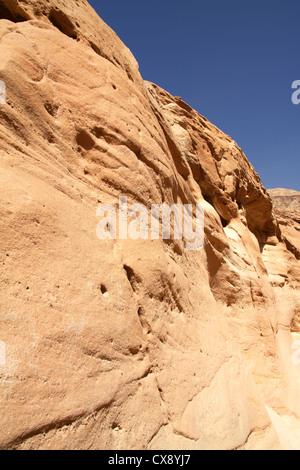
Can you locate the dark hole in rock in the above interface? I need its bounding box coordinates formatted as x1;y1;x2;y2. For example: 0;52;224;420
100;284;108;296
0;1;28;22
49;8;77;39
76;130;95;151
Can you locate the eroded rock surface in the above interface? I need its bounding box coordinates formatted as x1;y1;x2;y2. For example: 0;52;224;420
268;188;300;213
0;0;299;450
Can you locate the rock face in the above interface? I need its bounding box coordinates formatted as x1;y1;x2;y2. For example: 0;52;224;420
268;188;300;213
0;0;299;450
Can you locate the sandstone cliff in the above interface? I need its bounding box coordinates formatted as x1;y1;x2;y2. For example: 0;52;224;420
0;0;299;450
268;188;300;213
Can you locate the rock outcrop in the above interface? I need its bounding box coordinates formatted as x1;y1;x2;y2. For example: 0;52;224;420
0;0;299;450
268;188;300;213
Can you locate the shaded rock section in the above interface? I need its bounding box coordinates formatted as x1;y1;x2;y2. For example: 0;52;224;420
0;0;299;451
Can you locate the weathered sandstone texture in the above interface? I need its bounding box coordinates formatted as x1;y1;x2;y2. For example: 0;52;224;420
268;188;300;213
0;0;299;450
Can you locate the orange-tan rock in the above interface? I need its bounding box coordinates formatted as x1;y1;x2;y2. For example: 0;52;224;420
0;0;299;450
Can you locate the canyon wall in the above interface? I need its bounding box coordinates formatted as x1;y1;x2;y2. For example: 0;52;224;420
0;0;299;450
268;188;300;213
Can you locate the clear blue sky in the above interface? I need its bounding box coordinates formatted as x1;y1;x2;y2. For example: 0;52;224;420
89;0;300;190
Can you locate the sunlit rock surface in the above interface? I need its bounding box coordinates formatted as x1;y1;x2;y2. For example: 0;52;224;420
0;0;299;450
